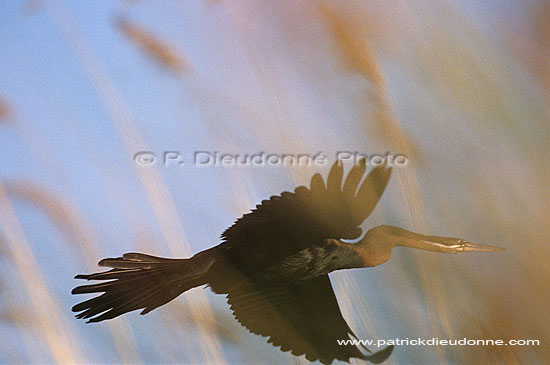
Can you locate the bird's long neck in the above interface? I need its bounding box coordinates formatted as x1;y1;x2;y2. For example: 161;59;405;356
350;225;503;267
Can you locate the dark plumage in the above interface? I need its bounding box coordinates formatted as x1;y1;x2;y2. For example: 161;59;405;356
73;160;502;363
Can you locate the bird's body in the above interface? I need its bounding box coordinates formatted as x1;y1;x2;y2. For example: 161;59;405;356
72;160;502;364
261;240;362;281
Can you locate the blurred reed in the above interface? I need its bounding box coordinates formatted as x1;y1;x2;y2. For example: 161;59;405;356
115;12;272;153
0;307;36;327
317;3;422;161
0;182;83;363
317;5;458;364
0;98;12;124
45;1;225;362
165;301;243;346
523;1;550;93
115;16;188;75
2;181;142;363
3;182;98;263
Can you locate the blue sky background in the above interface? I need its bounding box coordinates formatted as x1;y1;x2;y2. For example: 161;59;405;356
1;0;549;364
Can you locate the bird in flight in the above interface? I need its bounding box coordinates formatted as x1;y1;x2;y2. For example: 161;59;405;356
72;160;503;364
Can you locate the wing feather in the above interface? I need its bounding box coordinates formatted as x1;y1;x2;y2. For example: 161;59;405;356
227;275;393;364
310;172;326;193
216;160;392;275
352;163;392;225
326;161;344;192
342;158;367;196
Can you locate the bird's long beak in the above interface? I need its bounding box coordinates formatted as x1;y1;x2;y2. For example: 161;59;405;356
419;238;505;253
454;240;504;252
402;234;505;254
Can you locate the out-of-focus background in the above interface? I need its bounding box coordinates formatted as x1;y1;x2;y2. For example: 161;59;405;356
0;0;548;363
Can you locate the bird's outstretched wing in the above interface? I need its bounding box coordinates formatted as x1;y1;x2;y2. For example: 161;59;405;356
214;160;392;274
227;274;393;364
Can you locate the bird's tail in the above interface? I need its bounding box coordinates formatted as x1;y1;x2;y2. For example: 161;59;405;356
72;252;211;323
